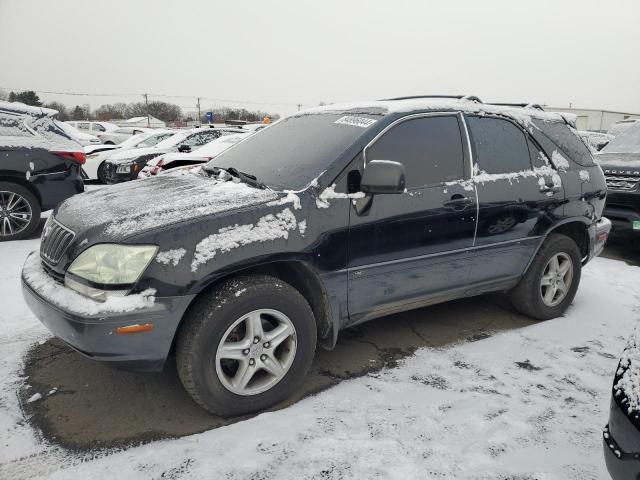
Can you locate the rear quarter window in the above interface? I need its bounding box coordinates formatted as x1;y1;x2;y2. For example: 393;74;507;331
0;113;34;138
531;119;595;167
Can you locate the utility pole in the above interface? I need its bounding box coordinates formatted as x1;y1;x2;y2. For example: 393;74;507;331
143;93;150;128
197;97;201;125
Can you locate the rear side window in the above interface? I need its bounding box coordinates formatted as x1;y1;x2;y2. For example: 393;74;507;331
93;124;106;132
366;115;464;188
467;116;531;174
0;113;34;138
184;130;220;147
531;119;594;166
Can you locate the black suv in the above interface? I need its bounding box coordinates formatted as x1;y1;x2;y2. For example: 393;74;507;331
596;121;640;236
604;328;640;479
0;101;84;241
22;96;610;416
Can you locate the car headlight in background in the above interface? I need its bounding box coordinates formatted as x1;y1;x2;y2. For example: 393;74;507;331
65;244;158;301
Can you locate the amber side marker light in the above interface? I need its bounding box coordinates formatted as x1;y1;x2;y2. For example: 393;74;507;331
116;323;154;335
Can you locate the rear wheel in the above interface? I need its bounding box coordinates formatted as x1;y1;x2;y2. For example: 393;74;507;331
509;233;581;320
0;182;41;241
176;275;317;416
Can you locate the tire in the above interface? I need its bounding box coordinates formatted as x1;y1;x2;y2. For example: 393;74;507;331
509;233;582;320
104;141;115;145
176;275;317;416
0;182;41;241
96;162;108;184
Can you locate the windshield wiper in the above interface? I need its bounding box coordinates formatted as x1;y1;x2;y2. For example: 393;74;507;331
204;166;266;189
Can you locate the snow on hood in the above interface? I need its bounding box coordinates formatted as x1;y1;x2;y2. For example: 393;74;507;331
54;173;278;239
595;152;640;171
107;145;169;162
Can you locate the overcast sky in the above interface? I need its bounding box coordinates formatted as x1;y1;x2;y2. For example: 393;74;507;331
1;0;639;116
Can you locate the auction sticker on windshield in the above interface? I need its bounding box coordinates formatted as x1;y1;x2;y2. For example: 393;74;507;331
334;116;377;128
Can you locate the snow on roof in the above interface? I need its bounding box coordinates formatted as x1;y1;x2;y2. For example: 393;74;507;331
0;100;58;117
297;98;568;129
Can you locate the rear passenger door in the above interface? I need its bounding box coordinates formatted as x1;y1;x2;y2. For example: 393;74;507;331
465;115;565;288
346;113;477;324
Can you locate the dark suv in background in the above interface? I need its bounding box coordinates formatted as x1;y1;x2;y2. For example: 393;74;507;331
22;96;610;416
596;121;640;236
0;101;84;241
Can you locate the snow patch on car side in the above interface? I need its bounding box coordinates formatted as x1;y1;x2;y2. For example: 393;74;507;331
551;150;570;171
191;208;303;271
22;253;156;315
316;184;365;209
156;248;187;267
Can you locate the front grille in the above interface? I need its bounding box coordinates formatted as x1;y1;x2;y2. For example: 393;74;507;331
40;218;75;265
605;175;639;191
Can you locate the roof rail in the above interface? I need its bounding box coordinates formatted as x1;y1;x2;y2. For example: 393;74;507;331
489;102;545;111
381;95;483;103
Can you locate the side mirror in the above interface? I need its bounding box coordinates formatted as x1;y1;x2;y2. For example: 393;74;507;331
360;160;406;194
178;144;191;153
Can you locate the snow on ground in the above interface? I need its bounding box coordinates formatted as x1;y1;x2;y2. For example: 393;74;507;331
1;236;639;479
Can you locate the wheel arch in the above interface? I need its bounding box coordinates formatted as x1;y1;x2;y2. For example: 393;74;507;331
0;173;43;206
174;259;336;353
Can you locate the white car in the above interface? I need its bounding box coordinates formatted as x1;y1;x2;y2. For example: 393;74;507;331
83;129;176;182
66;121;119;136
139;132;248;178
103;127;243;183
56;121;101;146
98;126;153;145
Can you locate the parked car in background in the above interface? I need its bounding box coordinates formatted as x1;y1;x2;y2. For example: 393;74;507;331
66;121;119;139
22;97;610;416
56;121;101;146
603;326;640;479
98;126;153;145
139;132;248;178
0;101;84;240
609;119;640;137
579;130;614;152
83;129;176;182
596;121;640;236
103;127;242;183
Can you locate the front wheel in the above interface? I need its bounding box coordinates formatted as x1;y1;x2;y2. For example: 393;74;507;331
509;233;582;320
176;275;317;416
0;182;41;241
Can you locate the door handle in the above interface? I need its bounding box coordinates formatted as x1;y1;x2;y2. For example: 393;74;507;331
443;196;473;209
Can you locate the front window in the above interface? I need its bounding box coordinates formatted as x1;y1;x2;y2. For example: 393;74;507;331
204;113;381;190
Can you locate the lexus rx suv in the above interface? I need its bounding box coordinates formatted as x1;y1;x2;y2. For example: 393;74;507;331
0;101;84;241
22;96;610;416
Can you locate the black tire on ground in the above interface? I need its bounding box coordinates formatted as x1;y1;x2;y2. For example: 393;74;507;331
104;141;115;145
0;182;41;241
509;233;582;320
176;275;317;417
97;162;108;184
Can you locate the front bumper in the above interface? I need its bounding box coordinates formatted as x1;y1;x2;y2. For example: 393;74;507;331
22;255;195;371
604;204;640;235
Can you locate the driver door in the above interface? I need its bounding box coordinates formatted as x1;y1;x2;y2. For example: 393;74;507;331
346;113;477;325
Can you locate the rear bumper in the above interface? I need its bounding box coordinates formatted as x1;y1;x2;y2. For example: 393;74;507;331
22;255;195;371
585;217;612;263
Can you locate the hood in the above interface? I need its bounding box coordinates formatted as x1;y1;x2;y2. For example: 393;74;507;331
595;152;640;176
54;173;278;241
108;146;170;163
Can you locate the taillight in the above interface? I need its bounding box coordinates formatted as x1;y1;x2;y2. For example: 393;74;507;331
51;151;86;165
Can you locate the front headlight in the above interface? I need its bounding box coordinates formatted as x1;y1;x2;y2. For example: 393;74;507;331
67;244;158;286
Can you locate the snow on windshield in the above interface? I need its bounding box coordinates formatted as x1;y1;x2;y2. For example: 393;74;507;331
193;133;247;157
602;121;640;154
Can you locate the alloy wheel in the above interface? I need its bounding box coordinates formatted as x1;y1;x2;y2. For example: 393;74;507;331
540;252;574;307
0;190;33;237
215;309;297;396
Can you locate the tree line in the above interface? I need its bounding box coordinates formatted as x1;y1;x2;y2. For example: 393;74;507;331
0;90;279;124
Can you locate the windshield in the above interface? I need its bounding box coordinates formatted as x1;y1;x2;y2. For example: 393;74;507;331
602;122;640;154
203;113;381;190
194;133;247;156
154;130;191;149
141;131;175;147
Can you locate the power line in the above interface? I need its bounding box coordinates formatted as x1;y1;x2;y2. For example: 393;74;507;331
0;85;307;108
